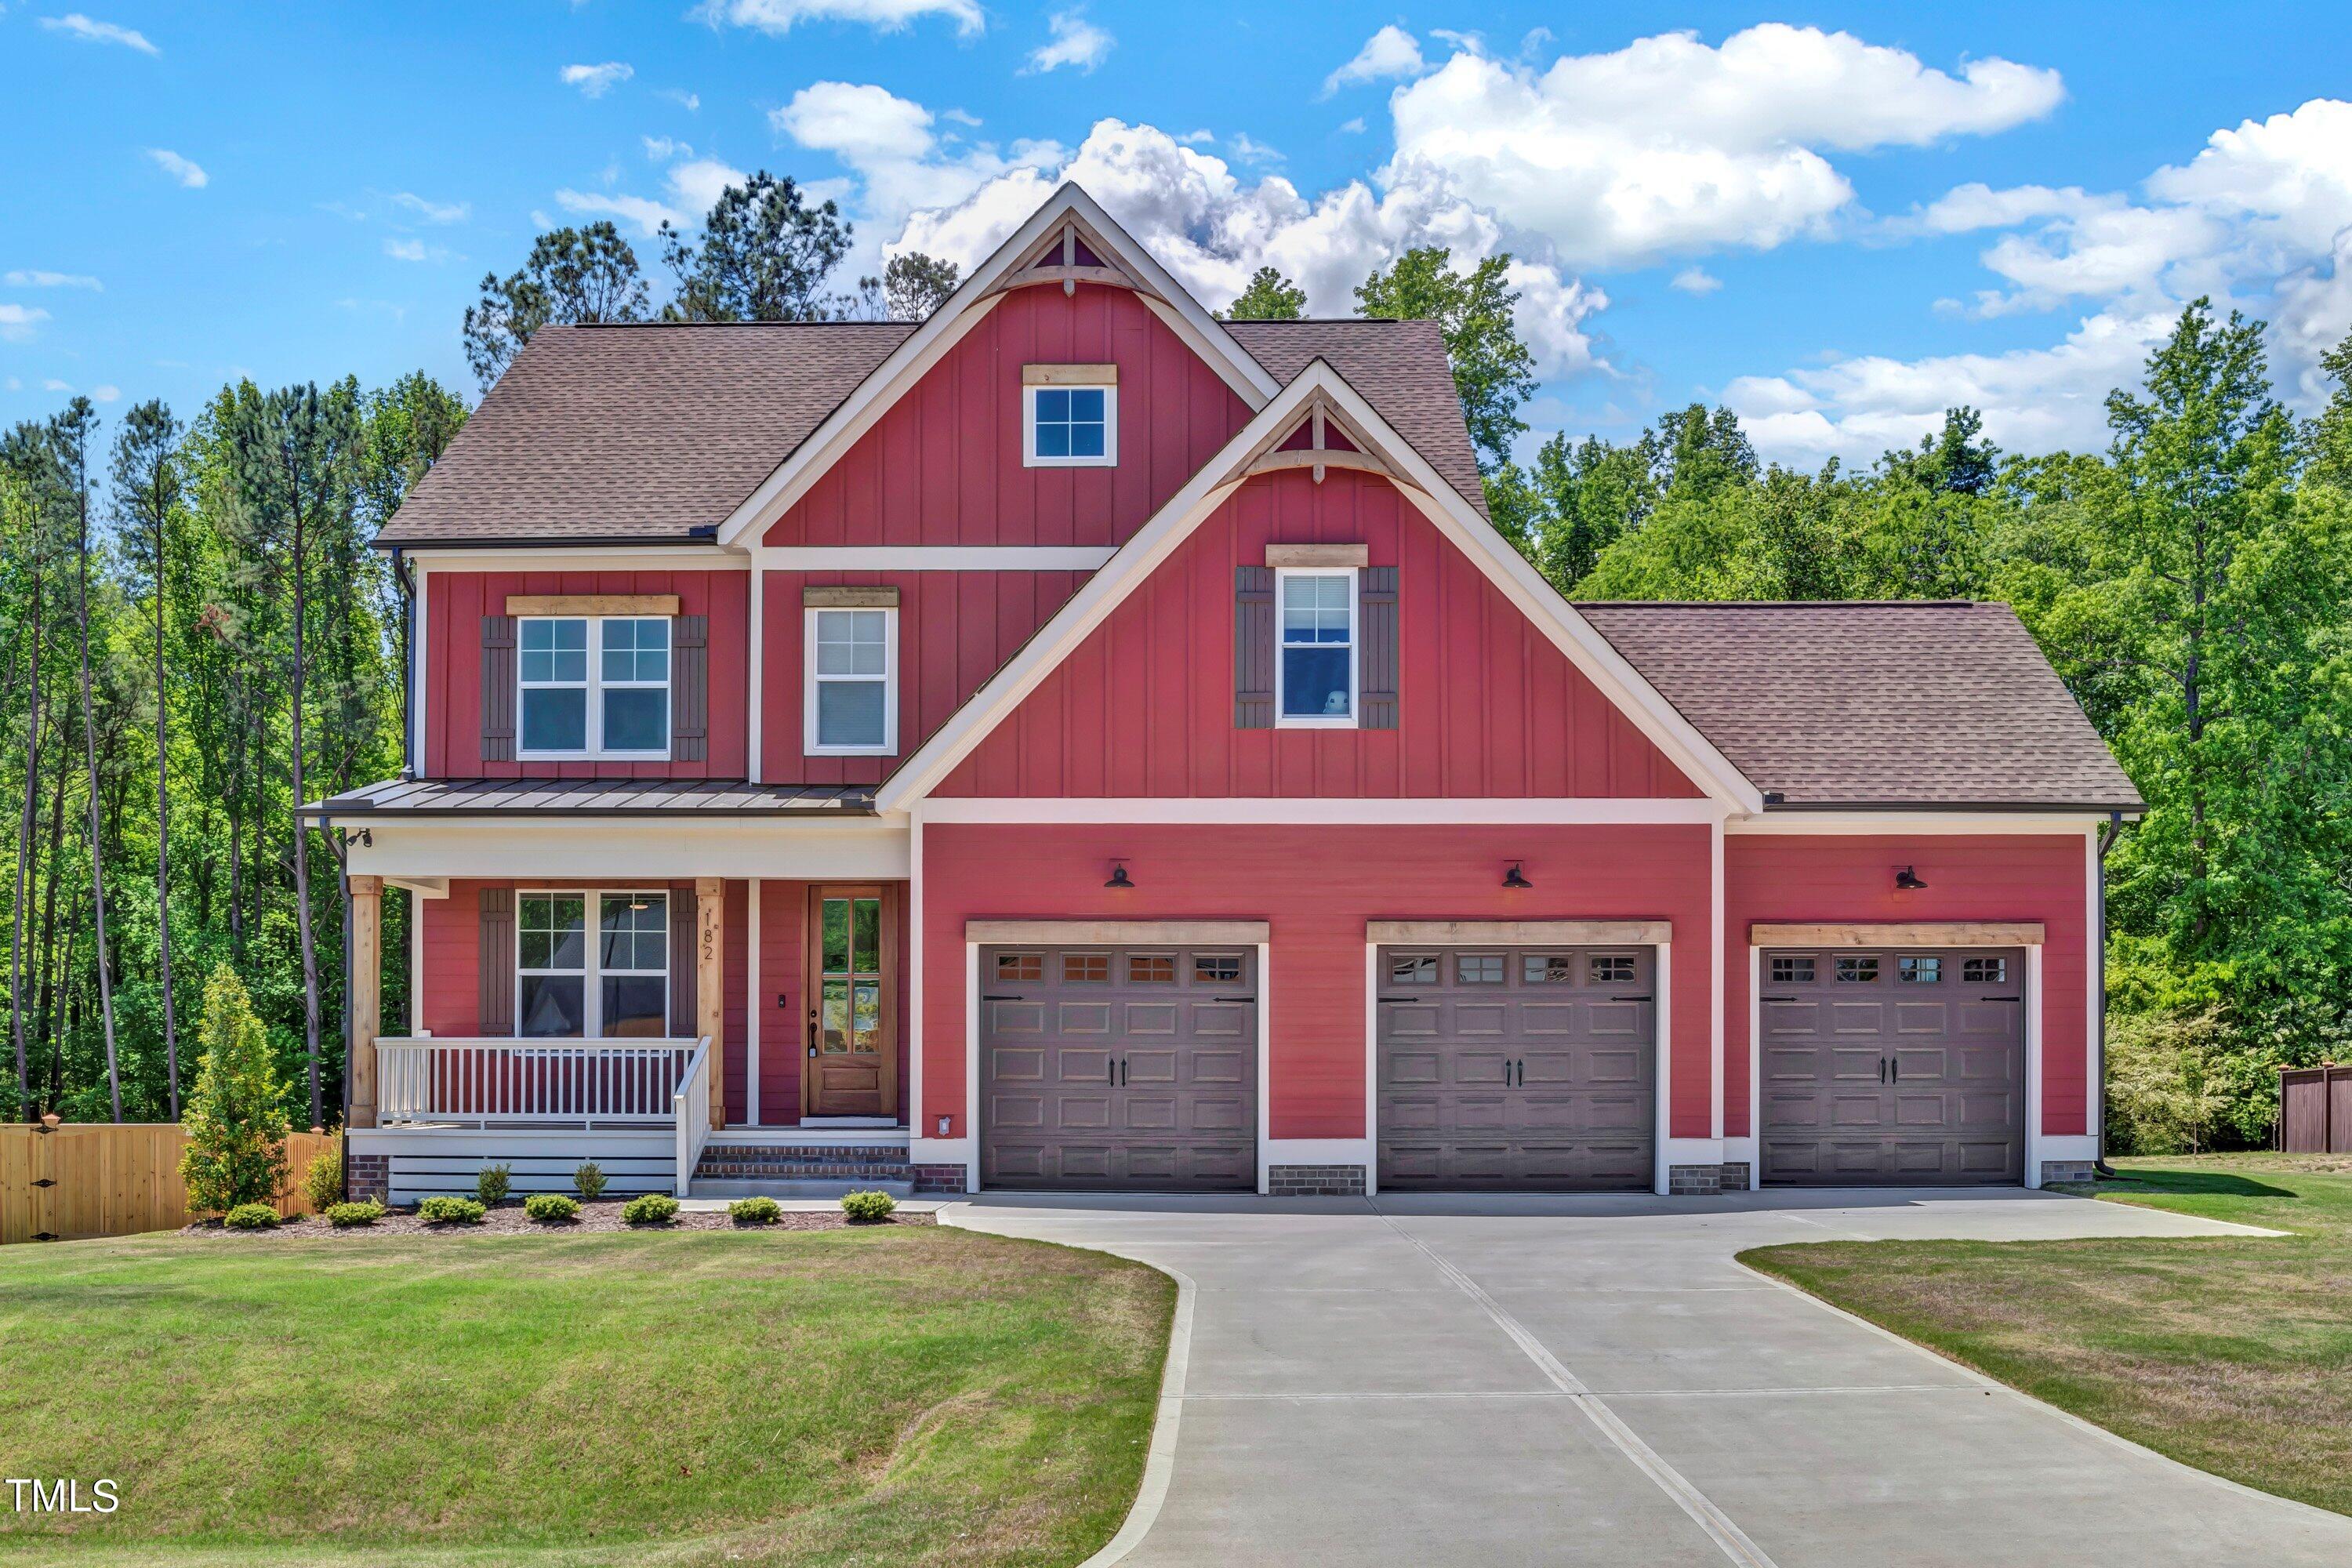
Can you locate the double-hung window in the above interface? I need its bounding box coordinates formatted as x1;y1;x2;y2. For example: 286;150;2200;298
518;616;670;758
805;607;897;755
517;890;669;1038
1276;568;1356;724
1022;367;1117;467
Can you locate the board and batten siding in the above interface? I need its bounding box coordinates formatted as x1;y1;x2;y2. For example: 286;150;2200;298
764;282;1252;550
423;570;750;779
935;469;1704;799
922;822;1715;1142
1723;833;2095;1139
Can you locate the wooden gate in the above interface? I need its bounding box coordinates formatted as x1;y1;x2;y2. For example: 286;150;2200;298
2279;1065;2352;1154
0;1124;336;1243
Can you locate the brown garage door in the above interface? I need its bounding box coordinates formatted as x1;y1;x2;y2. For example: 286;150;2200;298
1759;947;2026;1185
979;945;1256;1190
1378;946;1655;1191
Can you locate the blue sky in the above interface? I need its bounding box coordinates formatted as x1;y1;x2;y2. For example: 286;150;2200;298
6;2;2352;467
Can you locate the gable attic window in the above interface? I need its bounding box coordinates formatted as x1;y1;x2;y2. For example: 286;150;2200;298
1276;568;1356;724
517;615;670;759
1023;364;1117;467
804;587;900;757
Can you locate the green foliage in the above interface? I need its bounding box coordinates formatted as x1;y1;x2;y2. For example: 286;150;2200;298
1221;266;1308;321
622;1192;680;1226
418;1196;486;1225
300;1144;343;1211
462;222;648;387
1356;248;1537;482
475;1163;511;1205
573;1161;608;1200
524;1192;581;1223
223;1203;280;1230
660;171;855;323
178;967;292;1212
840;1189;896;1223
325;1200;384;1228
2103;1006;2238;1155
881;252;960;320
728;1196;782;1225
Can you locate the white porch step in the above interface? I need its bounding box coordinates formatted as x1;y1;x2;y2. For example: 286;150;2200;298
689;1177;916;1201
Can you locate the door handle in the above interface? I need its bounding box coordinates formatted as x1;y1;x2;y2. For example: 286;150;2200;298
1107;1060;1115;1085
1879;1058;1886;1083
1892;1058;1900;1083
1121;1059;1129;1087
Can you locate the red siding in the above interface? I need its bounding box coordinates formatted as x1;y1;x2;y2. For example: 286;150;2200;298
757;880;805;1126
723;879;749;1127
424;569;750;779
764;284;1250;549
763;569;1086;786
921;822;1715;1142
937;470;1702;798
419;882;484;1039
1724;833;2094;1138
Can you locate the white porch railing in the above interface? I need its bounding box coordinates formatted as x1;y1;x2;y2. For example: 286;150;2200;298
376;1037;706;1128
673;1037;713;1198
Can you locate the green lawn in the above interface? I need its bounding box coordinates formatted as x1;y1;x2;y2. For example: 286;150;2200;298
0;1224;1174;1566
1741;1154;2352;1517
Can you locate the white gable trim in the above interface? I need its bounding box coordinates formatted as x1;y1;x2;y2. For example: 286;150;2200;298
876;361;1762;813
713;183;1279;551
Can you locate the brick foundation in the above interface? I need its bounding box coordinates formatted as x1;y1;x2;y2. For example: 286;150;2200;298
913;1163;969;1194
2040;1160;2096;1186
347;1152;390;1203
1719;1160;1751;1193
1268;1163;1368;1197
1668;1163;1722;1196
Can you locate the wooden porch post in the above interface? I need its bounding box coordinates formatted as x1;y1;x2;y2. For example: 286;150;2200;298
697;877;724;1127
348;875;383;1129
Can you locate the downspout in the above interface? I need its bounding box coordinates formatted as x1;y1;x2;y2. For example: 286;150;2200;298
2094;809;2124;1178
391;548;416;780
339;846;354;1203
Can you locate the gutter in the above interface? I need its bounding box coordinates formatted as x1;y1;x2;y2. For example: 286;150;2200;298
2094;808;2125;1178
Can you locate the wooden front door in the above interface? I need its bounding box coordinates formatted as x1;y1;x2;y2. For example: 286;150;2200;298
804;885;897;1119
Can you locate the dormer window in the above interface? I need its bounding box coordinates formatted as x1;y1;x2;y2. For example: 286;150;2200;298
1023;365;1117;467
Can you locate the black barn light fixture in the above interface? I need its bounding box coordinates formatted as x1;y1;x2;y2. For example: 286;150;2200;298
1894;866;1929;891
1503;862;1534;890
1105;861;1135;890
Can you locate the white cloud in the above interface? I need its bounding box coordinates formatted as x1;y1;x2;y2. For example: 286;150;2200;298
693;0;982;35
0;304;53;341
5;270;100;289
145;147;207;187
942;107;983;129
1025;9;1112;74
1893;182;2106;237
1669;265;1721;294
643;136;692;161
1227;132;1281;166
388;191;469;223
775;81;1063;238
44;379;74;392
383;237;450;263
40;13;157;54
555;155;749;237
659;89;702;112
89;384;119;403
1323;24;1425;96
1174;129;1213;147
560;61;632;98
1337;117;1366;136
1385;24;2063;269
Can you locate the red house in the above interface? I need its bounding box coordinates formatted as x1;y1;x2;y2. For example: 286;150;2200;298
312;184;2142;1203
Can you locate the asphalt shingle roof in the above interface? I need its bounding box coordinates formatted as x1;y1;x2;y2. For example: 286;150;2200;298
1577;601;2144;811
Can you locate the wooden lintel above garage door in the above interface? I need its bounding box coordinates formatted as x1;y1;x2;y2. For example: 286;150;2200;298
1368;920;1672;946
1750;921;2045;947
966;919;1271;945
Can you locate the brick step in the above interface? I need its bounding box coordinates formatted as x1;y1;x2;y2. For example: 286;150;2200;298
694;1145;914;1183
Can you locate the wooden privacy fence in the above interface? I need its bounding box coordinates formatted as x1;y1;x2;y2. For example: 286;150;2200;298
2279;1065;2352;1154
0;1124;337;1243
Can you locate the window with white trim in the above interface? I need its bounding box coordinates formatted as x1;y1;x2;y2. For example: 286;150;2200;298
1023;383;1116;467
517;616;670;758
517;890;669;1039
1276;568;1356;724
804;607;897;755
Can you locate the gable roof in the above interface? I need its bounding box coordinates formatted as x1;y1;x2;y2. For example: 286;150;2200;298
1578;601;2144;811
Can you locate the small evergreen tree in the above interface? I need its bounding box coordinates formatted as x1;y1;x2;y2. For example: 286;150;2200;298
180;965;292;1212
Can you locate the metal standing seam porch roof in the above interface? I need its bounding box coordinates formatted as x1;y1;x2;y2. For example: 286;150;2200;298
296;778;877;821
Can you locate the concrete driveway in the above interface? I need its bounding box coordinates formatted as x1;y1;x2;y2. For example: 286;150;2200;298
944;1189;2352;1568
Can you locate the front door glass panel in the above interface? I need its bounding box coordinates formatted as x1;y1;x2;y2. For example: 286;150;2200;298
820;895;884;1055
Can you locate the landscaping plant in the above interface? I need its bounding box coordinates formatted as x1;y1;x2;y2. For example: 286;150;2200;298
325;1200;385;1229
179;967;294;1214
840;1189;896;1224
621;1192;680;1226
418;1196;487;1225
223;1203;280;1230
524;1193;580;1224
574;1161;608;1200
728;1196;782;1225
300;1144;343;1212
476;1163;512;1205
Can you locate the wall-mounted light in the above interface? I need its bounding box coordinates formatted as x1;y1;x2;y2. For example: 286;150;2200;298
935;1114;953;1138
1105;861;1134;889
1895;866;1928;891
1503;862;1534;889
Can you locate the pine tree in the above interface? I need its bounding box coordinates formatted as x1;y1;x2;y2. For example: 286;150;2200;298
179;965;292;1213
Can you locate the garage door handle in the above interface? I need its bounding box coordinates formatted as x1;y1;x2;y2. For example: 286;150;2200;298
1214;995;1254;1002
1879;1058;1887;1083
981;993;1022;1001
1611;996;1650;1002
1892;1059;1900;1083
1987;995;2023;1001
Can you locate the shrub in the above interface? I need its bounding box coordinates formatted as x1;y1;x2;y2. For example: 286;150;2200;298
574;1162;608;1200
840;1189;896;1224
223;1203;280;1230
476;1163;512;1205
2106;1006;2238;1155
621;1192;680;1226
180;967;293;1214
524;1193;581;1223
728;1196;782;1225
301;1145;343;1212
325;1200;385;1229
418;1196;487;1225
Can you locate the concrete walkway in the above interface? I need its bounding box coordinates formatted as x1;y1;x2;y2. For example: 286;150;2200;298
943;1189;2352;1568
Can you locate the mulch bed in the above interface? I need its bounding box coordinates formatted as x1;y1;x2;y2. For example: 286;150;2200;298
183;1199;933;1238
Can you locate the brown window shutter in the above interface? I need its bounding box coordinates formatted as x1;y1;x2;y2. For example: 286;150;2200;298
1359;566;1399;730
480;616;517;762
671;615;709;763
667;885;697;1036
1234;566;1275;728
477;887;515;1035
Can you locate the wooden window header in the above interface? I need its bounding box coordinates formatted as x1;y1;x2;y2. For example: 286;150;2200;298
1022;363;1119;386
1368;920;1673;946
803;586;901;608
967;919;1270;946
505;593;679;618
1266;543;1370;569
1749;921;2046;947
